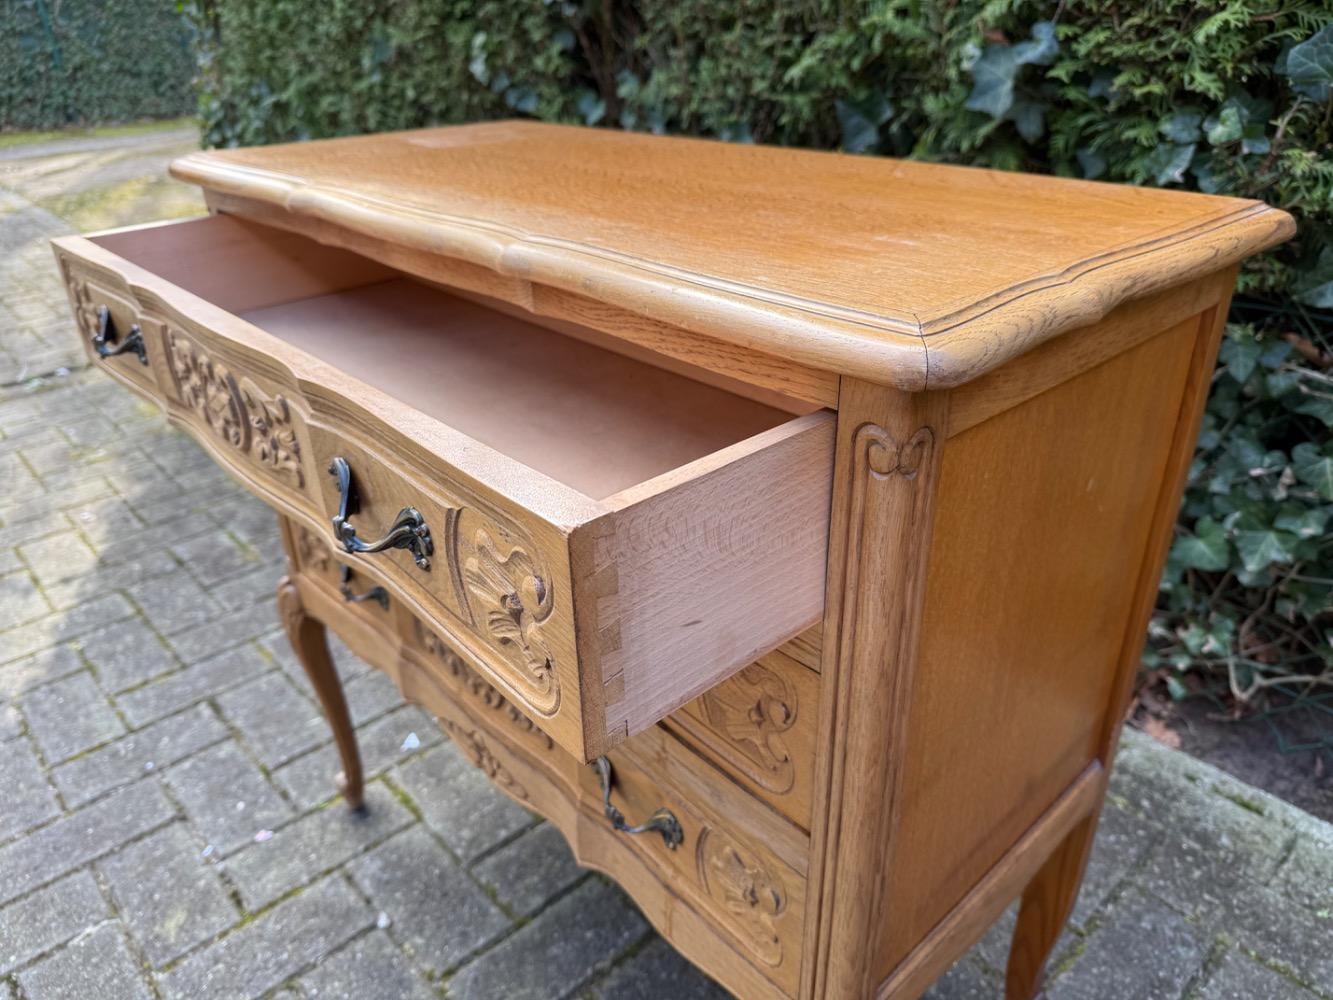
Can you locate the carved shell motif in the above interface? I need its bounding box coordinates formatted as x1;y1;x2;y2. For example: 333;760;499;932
698;663;797;794
463;529;559;715
696;827;788;967
165;331;305;488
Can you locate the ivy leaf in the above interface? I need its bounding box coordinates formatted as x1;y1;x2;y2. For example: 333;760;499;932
1275;504;1331;539
965;21;1058;119
1174;517;1230;571
718;121;754;143
1160;109;1204;142
1220;329;1262;382
1076;148;1106;179
1294;246;1333;308
576;90;606;126
836;94;893;153
1234;530;1297;573
1007;99;1047;142
1144;142;1196;185
1205;104;1244;145
1292;442;1333;500
1279;24;1333;101
1292;394;1333;427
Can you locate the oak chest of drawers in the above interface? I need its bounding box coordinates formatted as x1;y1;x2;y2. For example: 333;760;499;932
54;121;1293;999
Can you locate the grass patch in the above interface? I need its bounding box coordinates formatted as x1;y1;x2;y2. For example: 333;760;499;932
0;118;197;150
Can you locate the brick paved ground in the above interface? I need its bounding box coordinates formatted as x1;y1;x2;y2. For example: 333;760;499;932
1;125;1330;1000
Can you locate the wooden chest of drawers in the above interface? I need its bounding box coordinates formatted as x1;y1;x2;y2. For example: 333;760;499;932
54;121;1293;998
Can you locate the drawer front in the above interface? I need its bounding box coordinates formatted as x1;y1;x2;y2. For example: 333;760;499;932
407;621;807;996
59;257;158;396
304;422;582;735
664;648;820;830
53;216;833;765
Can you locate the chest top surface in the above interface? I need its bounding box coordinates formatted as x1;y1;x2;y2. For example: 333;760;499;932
173;121;1293;390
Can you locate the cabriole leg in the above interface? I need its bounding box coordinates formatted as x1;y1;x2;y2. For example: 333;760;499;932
1004;813;1097;999
276;575;365;811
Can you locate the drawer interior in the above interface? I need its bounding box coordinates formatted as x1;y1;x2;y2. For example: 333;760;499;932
93;215;809;501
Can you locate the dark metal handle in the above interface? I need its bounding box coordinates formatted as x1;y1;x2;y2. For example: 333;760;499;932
339;565;388;609
327;457;433;570
92;305;148;365
592;756;683;850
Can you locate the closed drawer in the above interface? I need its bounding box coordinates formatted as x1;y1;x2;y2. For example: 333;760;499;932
405;620;807;996
663;647;819;830
58;254;158;396
52;214;834;763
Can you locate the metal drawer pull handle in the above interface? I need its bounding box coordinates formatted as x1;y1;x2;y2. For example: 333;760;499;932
92;305;148;365
339;564;388;610
327;457;434;570
593;756;684;850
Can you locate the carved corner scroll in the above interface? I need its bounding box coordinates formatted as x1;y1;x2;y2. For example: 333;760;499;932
462;528;559;715
164;329;305;489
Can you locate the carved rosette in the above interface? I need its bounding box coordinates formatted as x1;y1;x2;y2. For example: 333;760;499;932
697;662;797;794
417;623;555;750
696;827;788;967
164;330;305;488
462;528;559;715
438;718;528;800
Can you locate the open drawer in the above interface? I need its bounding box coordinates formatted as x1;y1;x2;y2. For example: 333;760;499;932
53;214;834;761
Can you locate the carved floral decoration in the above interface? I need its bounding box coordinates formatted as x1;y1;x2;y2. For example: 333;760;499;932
165;330;305;488
463;528;558;715
438;717;528;800
418;624;555;750
696;827;788;967
697;663;797;794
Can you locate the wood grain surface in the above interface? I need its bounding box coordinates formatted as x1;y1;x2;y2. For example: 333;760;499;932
172;120;1294;390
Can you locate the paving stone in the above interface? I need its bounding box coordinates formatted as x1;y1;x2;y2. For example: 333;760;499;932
17;530;100;588
160;874;373;1000
164;740;292;855
592;936;728;1000
225;783;413;910
0;593;136;664
1047;888;1209;1000
19;670;123;762
17;921;152;1000
1273;831;1333;915
78;616;178;693
267;628;371;687
0;736;60;839
921;957;999;1000
54;703;228;807
172;529;263;587
207;564;282;612
63;495;146;549
167;601;281;664
0;779;175;905
1071;802;1160;926
117;645;269;727
0;702;20;740
42;548;179;610
216;671;324;767
0;570;51;629
345;667;406;726
1195;948;1316;1000
473;821;585;917
1138;832;1255;920
449;879;647;1000
0;870;107;974
273;704;442;809
1211;882;1333;992
348;825;510;974
99;823;237;968
301;931;437;1000
0;642;83;696
129;569;221;637
395;741;534;862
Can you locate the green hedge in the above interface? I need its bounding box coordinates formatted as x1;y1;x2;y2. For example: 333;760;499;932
190;2;1332;718
1;0;195;130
